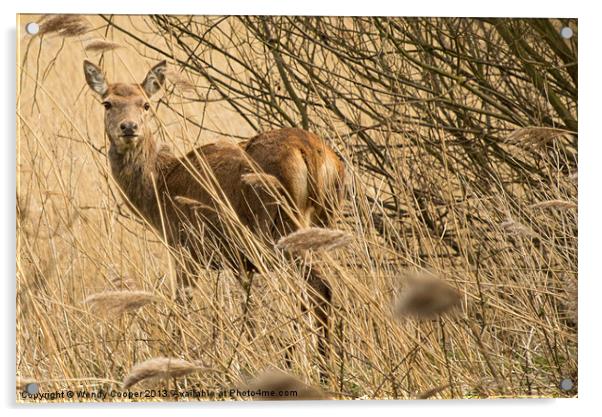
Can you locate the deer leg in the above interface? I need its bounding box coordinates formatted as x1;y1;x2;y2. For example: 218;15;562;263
163;251;196;346
237;267;257;340
174;253;197;308
301;263;332;384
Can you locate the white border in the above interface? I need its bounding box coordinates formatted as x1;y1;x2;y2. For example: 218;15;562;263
2;1;597;416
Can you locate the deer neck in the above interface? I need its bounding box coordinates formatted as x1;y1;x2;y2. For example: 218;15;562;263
108;130;170;222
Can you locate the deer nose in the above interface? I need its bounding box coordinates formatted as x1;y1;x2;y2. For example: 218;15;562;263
120;121;138;136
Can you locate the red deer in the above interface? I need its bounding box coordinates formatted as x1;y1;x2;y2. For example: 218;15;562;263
83;60;345;381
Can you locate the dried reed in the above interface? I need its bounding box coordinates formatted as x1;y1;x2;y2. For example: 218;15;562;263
123;357;210;389
38;15;90;37
109;275;138;290
174;196;216;213
506;126;572;146
565;278;578;325
500;219;533;236
85;290;157;316
16;194;28;222
84;39;122;53
415;383;451;399
241;369;329;400
530;199;577;210
393;275;462;319
275;227;352;253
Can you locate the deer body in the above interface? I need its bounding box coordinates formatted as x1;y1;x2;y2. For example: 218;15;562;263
84;60;344;380
107;125;269;269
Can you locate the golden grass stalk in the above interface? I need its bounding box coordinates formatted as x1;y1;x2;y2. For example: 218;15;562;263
530;199;577;210
16;193;28;222
84;39;122;53
85;290;157;316
506;126;572;146
415;383;451;399
275;227;352;253
19;207;79;240
393;275;462;319
565;278;578;325
242;369;330;400
465;321;506;395
109;276;138;290
38;15;90;37
123;357;210;389
173;196;218;214
500;219;533;236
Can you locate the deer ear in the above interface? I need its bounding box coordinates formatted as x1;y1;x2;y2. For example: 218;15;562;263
141;60;167;97
83;60;108;96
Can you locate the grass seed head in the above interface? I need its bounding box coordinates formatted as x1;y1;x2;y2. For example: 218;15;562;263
123;357;207;389
393;274;462;319
500;219;533;236
506;127;572;147
530;199;577;210
275;227;352;253
38;15;90;37
242;369;330;400
84;39;122;53
415;383;451;399
85;290;157;316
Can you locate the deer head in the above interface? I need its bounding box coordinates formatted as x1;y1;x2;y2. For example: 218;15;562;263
83;60;167;153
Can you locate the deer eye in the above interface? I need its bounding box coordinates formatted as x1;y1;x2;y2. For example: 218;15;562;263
144;103;151;111
102;101;112;110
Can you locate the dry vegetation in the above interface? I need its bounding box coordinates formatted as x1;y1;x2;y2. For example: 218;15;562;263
16;14;577;401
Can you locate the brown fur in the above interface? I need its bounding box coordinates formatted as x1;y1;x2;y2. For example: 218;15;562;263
84;60;345;380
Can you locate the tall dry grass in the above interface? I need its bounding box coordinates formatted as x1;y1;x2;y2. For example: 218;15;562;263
16;14;577;401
